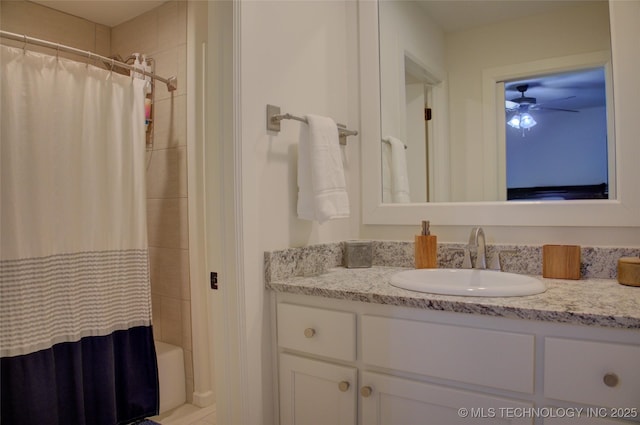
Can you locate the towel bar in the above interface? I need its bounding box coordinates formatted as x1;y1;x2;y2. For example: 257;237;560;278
266;104;358;145
382;138;408;150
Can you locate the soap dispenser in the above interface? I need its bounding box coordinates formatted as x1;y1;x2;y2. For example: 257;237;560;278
415;220;437;269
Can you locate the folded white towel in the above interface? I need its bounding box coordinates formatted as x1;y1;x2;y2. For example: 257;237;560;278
382;136;411;203
297;114;350;223
381;142;392;203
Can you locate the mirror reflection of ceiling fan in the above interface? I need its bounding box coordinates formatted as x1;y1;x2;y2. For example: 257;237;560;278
505;84;579;114
505;84;578;132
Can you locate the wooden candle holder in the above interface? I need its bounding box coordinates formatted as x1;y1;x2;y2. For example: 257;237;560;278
542;245;581;280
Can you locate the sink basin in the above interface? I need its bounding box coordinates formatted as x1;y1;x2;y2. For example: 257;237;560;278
390;269;546;297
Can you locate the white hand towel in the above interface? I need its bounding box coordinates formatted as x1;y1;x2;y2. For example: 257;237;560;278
297;114;350;223
382;136;411;203
381;143;392;203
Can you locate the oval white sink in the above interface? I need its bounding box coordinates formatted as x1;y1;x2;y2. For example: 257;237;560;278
390;269;546;297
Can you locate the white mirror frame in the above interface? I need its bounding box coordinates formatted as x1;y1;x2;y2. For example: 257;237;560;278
360;0;640;227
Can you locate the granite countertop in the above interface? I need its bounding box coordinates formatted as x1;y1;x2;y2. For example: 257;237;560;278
266;266;640;329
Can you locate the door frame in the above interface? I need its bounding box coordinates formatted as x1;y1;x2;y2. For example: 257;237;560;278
187;0;248;423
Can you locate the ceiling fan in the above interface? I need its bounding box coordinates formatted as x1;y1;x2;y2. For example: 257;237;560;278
505;84;579;113
505;84;579;133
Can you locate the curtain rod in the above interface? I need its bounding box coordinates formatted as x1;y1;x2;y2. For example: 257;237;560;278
0;30;177;92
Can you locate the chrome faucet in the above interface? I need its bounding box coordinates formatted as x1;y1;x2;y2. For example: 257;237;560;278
468;227;487;269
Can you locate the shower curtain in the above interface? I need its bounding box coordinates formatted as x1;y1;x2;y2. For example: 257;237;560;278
0;45;159;424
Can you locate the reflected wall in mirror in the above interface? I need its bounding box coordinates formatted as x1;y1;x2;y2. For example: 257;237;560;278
378;0;613;203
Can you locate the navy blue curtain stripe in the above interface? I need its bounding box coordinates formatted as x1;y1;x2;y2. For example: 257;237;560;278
1;326;159;425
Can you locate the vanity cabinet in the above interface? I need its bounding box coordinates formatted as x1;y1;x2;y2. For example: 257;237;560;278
273;294;640;425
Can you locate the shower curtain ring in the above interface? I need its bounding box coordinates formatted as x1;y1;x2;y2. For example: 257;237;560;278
56;44;60;59
22;35;27;53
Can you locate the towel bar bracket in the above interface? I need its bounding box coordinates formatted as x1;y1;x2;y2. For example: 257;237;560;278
267;104;283;132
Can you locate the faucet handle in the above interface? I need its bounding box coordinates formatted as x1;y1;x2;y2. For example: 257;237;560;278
452;248;473;269
488;254;501;271
462;248;472;269
489;249;517;271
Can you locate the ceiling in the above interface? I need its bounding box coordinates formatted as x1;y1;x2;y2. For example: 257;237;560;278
33;0;607;111
411;1;609;111
416;0;606;33
31;0;166;27
506;68;607;112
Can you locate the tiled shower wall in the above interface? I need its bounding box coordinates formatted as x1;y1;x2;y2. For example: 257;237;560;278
110;1;193;402
0;1;111;57
1;0;194;402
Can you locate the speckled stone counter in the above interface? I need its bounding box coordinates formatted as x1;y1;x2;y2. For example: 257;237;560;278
265;242;640;329
266;266;640;329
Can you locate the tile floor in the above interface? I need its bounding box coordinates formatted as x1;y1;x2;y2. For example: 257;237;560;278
185;410;215;425
151;403;216;425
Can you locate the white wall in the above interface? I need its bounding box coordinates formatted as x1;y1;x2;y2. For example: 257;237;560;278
507;106;609;189
405;83;427;202
379;1;445;202
241;0;360;251
239;1;359;423
236;1;639;421
446;2;611;201
378;0;445;142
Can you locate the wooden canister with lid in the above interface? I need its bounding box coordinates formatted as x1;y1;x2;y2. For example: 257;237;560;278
617;257;640;287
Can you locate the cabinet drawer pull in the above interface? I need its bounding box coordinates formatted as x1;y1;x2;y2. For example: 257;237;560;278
603;373;619;388
360;386;373;397
303;328;316;338
338;381;350;392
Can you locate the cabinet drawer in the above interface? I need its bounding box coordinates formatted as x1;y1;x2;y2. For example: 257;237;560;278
277;303;356;361
544;337;640;408
362;315;535;393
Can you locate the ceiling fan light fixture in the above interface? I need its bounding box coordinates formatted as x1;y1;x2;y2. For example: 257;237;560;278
507;113;521;128
520;112;537;129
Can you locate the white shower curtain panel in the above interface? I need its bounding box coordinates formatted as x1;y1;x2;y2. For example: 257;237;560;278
0;44;150;356
1;44;158;424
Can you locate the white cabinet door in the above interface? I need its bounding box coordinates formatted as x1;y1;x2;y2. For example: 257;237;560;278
279;353;357;425
545;416;638;425
544;337;640;409
360;371;533;425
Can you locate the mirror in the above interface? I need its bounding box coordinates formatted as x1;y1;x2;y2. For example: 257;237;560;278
379;0;613;203
359;0;640;225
